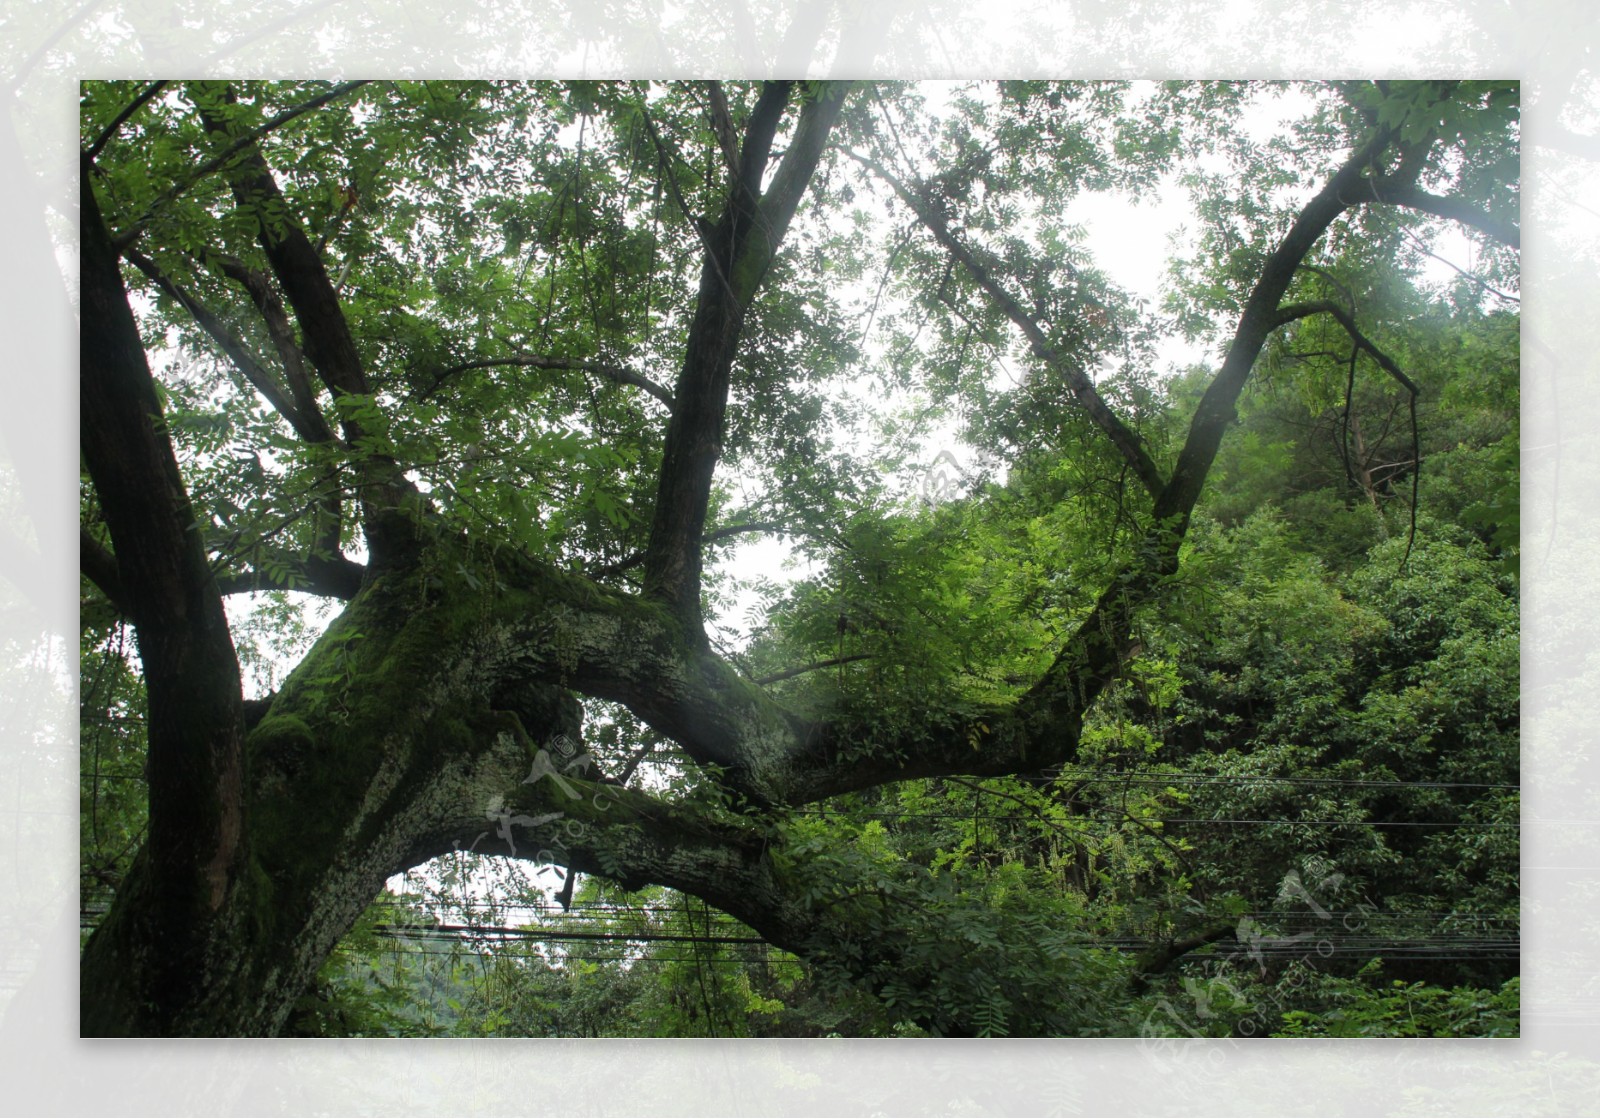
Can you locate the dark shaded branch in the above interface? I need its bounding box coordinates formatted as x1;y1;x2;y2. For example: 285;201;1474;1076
1130;925;1239;993
1348;177;1520;249
1272;300;1422;564
615;735;661;787
749;83;852;282
1272;301;1419;396
112;81;371;254
735;81;794;205
123;248;336;446
641;83;851;628
783;128;1412;803
214;550;366;600
195;85;417;563
208;254;334;443
1154;125;1396;531
417;354;675;409
850;149;1166;499
84;81;167;163
197;92;370;401
79;526;131;615
80;157;248;1017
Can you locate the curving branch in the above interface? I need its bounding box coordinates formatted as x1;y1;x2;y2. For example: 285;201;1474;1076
1272;299;1422;561
417;354;675;409
850;149;1166;499
1271;301;1419;396
1346;177;1520;249
84;81;167;163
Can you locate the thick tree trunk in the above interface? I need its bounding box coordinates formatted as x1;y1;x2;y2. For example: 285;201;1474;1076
80;547;583;1034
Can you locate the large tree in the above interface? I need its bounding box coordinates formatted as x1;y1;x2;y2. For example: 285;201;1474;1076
78;79;1518;1035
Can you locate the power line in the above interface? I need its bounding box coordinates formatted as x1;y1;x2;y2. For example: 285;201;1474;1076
372;923;768;945
795;810;1518;828
1039;773;1519;791
77;768;1521;790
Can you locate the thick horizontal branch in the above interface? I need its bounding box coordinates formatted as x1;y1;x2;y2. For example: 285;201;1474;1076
214;550;366;600
1347;177;1519;249
1131;924;1238;992
417;354;675;409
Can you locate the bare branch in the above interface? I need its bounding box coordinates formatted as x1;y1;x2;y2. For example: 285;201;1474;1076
1271;299;1422;563
1272;301;1419;396
753;654;873;686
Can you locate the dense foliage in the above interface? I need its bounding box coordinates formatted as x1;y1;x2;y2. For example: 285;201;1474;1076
79;79;1518;1036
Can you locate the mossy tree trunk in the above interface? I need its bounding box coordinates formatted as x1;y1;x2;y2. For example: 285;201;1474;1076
77;80;1516;1035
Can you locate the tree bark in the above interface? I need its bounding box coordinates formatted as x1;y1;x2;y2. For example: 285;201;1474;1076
79;84;1510;1037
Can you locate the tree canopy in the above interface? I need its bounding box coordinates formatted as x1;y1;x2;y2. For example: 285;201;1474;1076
78;78;1519;1036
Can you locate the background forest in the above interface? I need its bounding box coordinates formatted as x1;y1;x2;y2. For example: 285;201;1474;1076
77;78;1519;1037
